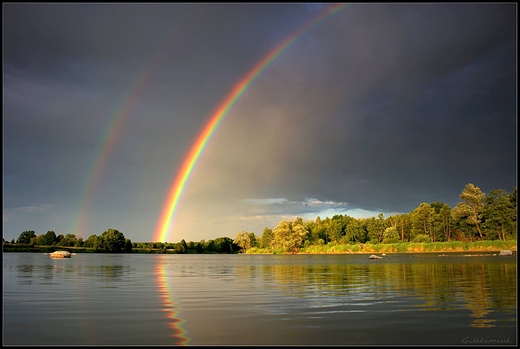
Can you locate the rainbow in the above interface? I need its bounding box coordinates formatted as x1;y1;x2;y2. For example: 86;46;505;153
154;3;349;242
73;68;152;238
72;30;179;238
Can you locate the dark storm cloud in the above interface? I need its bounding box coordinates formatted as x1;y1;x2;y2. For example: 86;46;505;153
187;3;516;214
4;4;180;79
3;4;308;82
3;3;516;242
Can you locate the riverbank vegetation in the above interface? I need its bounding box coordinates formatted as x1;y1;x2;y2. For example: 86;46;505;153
3;183;517;255
247;240;517;254
3;239;516;255
234;183;516;254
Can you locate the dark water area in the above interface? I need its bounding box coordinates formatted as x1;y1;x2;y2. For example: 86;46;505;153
3;252;517;346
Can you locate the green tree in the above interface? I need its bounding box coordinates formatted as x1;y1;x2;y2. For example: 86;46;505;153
180;239;188;252
483;188;516;240
439;204;453;241
365;213;386;243
75;238;84;247
16;230;36;244
56;234;64;245
57;234;78;247
259;227;273;249
382;226;400;243
453;183;485;240
509;186;517;207
309;217;327;244
429;202;452;242
100;229;126;252
124;238;132;252
32;234;45;246
204;239;215;253
195;241;205;253
343;215;365;243
83;234;101;249
508;187;517;240
174;239;188;253
411;203;434;241
42;231;57;246
233;231;257;253
271;219;308;253
451;214;475;241
213;237;235;253
396;213;411;242
326;215;345;243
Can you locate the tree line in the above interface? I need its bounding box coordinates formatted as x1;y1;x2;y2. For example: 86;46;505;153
233;183;516;253
5;183;516;254
6;228;241;254
8;228;133;253
131;237;240;254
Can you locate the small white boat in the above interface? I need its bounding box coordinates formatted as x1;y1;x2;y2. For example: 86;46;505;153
49;251;72;258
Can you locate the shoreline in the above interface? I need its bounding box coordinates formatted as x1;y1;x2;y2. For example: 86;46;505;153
245;250;517;255
246;240;517;255
3;240;517;255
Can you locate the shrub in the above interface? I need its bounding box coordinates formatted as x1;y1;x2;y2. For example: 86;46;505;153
413;234;431;243
382;227;400;244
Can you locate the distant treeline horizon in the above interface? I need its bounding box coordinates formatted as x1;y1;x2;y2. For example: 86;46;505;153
5;183;516;254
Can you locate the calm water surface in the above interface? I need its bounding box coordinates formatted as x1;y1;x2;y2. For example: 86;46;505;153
3;252;517;345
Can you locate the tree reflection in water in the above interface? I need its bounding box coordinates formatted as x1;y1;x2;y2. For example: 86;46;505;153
233;255;516;329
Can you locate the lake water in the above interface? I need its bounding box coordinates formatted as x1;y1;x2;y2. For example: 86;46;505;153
3;252;517;346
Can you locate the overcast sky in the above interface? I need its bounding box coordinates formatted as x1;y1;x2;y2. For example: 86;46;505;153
3;3;517;243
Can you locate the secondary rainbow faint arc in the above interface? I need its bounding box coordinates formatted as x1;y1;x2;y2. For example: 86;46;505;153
72;28;179;238
154;3;349;242
73;69;151;238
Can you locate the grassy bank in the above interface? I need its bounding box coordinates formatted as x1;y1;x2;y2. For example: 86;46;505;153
4;240;516;255
246;240;517;254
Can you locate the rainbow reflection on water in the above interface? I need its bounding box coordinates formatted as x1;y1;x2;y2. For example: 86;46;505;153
155;259;191;345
